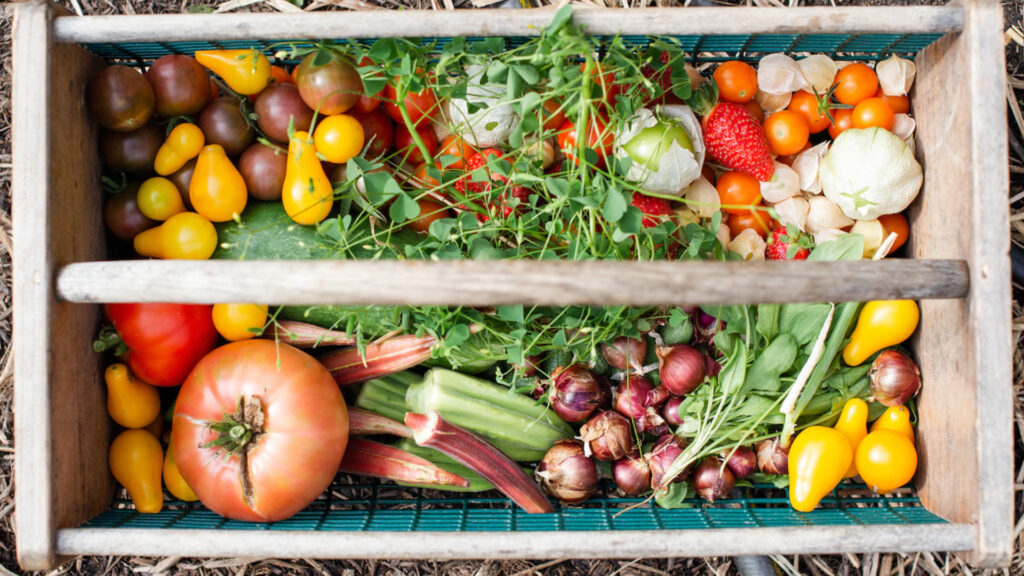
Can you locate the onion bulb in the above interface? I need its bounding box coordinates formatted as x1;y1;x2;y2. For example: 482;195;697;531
613;455;652;496
756;437;789;475
601;337;647;373
869;350;921;407
662;396;684;426
721;445;757;480
579;411;637;462
656;344;707;396
551;365;608;423
536;440;598;504
613;374;657;420
692;458;736;503
648;434;688;490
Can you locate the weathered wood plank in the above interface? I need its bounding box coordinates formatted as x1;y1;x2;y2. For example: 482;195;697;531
53;6;963;44
57;523;974;560
911;0;1012;568
13;1;111;570
55;259;968;306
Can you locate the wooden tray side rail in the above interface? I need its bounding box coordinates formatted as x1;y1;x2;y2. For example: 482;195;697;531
10;0;1011;570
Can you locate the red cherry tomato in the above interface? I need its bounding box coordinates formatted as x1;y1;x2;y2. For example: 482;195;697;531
383;75;440;127
104;303;218;387
557;115;614;166
394;124;438;165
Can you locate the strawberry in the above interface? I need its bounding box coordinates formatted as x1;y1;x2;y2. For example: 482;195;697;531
688;83;774;182
454;149;532;219
632;193;672;228
765;226;811;261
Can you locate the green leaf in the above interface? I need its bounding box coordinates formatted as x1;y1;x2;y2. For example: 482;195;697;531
551;329;567;347
497;304;525;324
513;64;540;85
545;176;570;198
546;4;573;34
602;187;627;223
655;480;694;509
428;217;455;241
487;61;509;83
779;303;831;348
755;303;780;342
363;172;402;204
808;233;864;262
445;324;471;348
388;193;420;223
618;206;643;234
470;237;501;260
718;340;747;394
311;48;333;68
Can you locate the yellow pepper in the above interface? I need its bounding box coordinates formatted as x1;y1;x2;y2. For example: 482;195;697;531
109;429;164;513
842;300;919;366
832;398;868;479
134;212;218;260
195;49;271;96
788;426;852;512
870;405;915;443
105;363;161;429
282;131;333;225
154;123;205;176
163;445;199;502
190;144;248;222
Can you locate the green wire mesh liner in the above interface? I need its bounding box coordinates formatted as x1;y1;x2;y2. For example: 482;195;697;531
81;33;944;65
84;479;946;532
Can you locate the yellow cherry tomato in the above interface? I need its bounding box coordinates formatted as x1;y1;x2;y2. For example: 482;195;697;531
282;131;333;225
190;144;248;222
842;300;919;366
212;303;269;341
134;212;218;260
313;114;365;164
870;405;915;443
105;363;161;429
855;429;917;494
195;49;271;96
833;398;868;479
163;445;199;502
109;429;164;514
154;123;205;176
137;177;186;221
788;426;852;513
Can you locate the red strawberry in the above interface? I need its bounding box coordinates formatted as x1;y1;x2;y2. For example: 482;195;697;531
689;84;774;181
632;194;672;228
454;149;533;219
765;226;810;261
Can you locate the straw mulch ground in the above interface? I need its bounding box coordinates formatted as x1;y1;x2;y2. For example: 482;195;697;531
0;0;1020;574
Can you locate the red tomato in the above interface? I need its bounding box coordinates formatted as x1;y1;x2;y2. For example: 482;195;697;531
557;115;614;166
828;108;855;139
579;62;624;104
851;97;895;130
407;198;452;234
349;108;394;160
172;340;348;522
716;171;762;215
383;76;439;127
104;303;217;387
874;88;910;115
787;90;831;134
351;57;382;113
394;123;438;165
713;61;758;104
541;99;568;132
833;63;878;106
439;134;473;170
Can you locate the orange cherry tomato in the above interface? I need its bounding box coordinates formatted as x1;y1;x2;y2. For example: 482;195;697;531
716;171;762;215
788;90;831;134
742;100;765;125
851;97;895;130
438;134;473;170
541;99;568;132
874;88;910;115
828;108;855;139
269;65;293;85
557;115;614;166
763;110;810;156
878;212;909;252
713;60;758;104
726;208;771;239
407;198;452;234
409;162;441;190
833;63;878;106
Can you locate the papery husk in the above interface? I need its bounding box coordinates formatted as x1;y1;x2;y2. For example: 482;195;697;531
683;177;720;218
614;105;706;196
757;54;808;95
805;195;853;234
797;55;838;94
755;90;791;115
448;64;518;148
891;114;916;141
812;227;848;245
716;220;731;248
760;161;801;203
876;54;916;96
728;228;767;261
791;142;829;195
773;195;810;232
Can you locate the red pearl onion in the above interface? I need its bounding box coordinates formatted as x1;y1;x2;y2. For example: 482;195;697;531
656;345;707;396
613;455;652;496
692;458;735;503
721;445;757;480
580;411;637;461
536;440;598;504
550;365;607;423
756;437;789;475
648;434;689;491
613;374;656;420
662;397;684;427
601;336;647;373
869;350;922;407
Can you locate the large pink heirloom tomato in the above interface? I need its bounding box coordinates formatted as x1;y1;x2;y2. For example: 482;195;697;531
172;340;348;522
